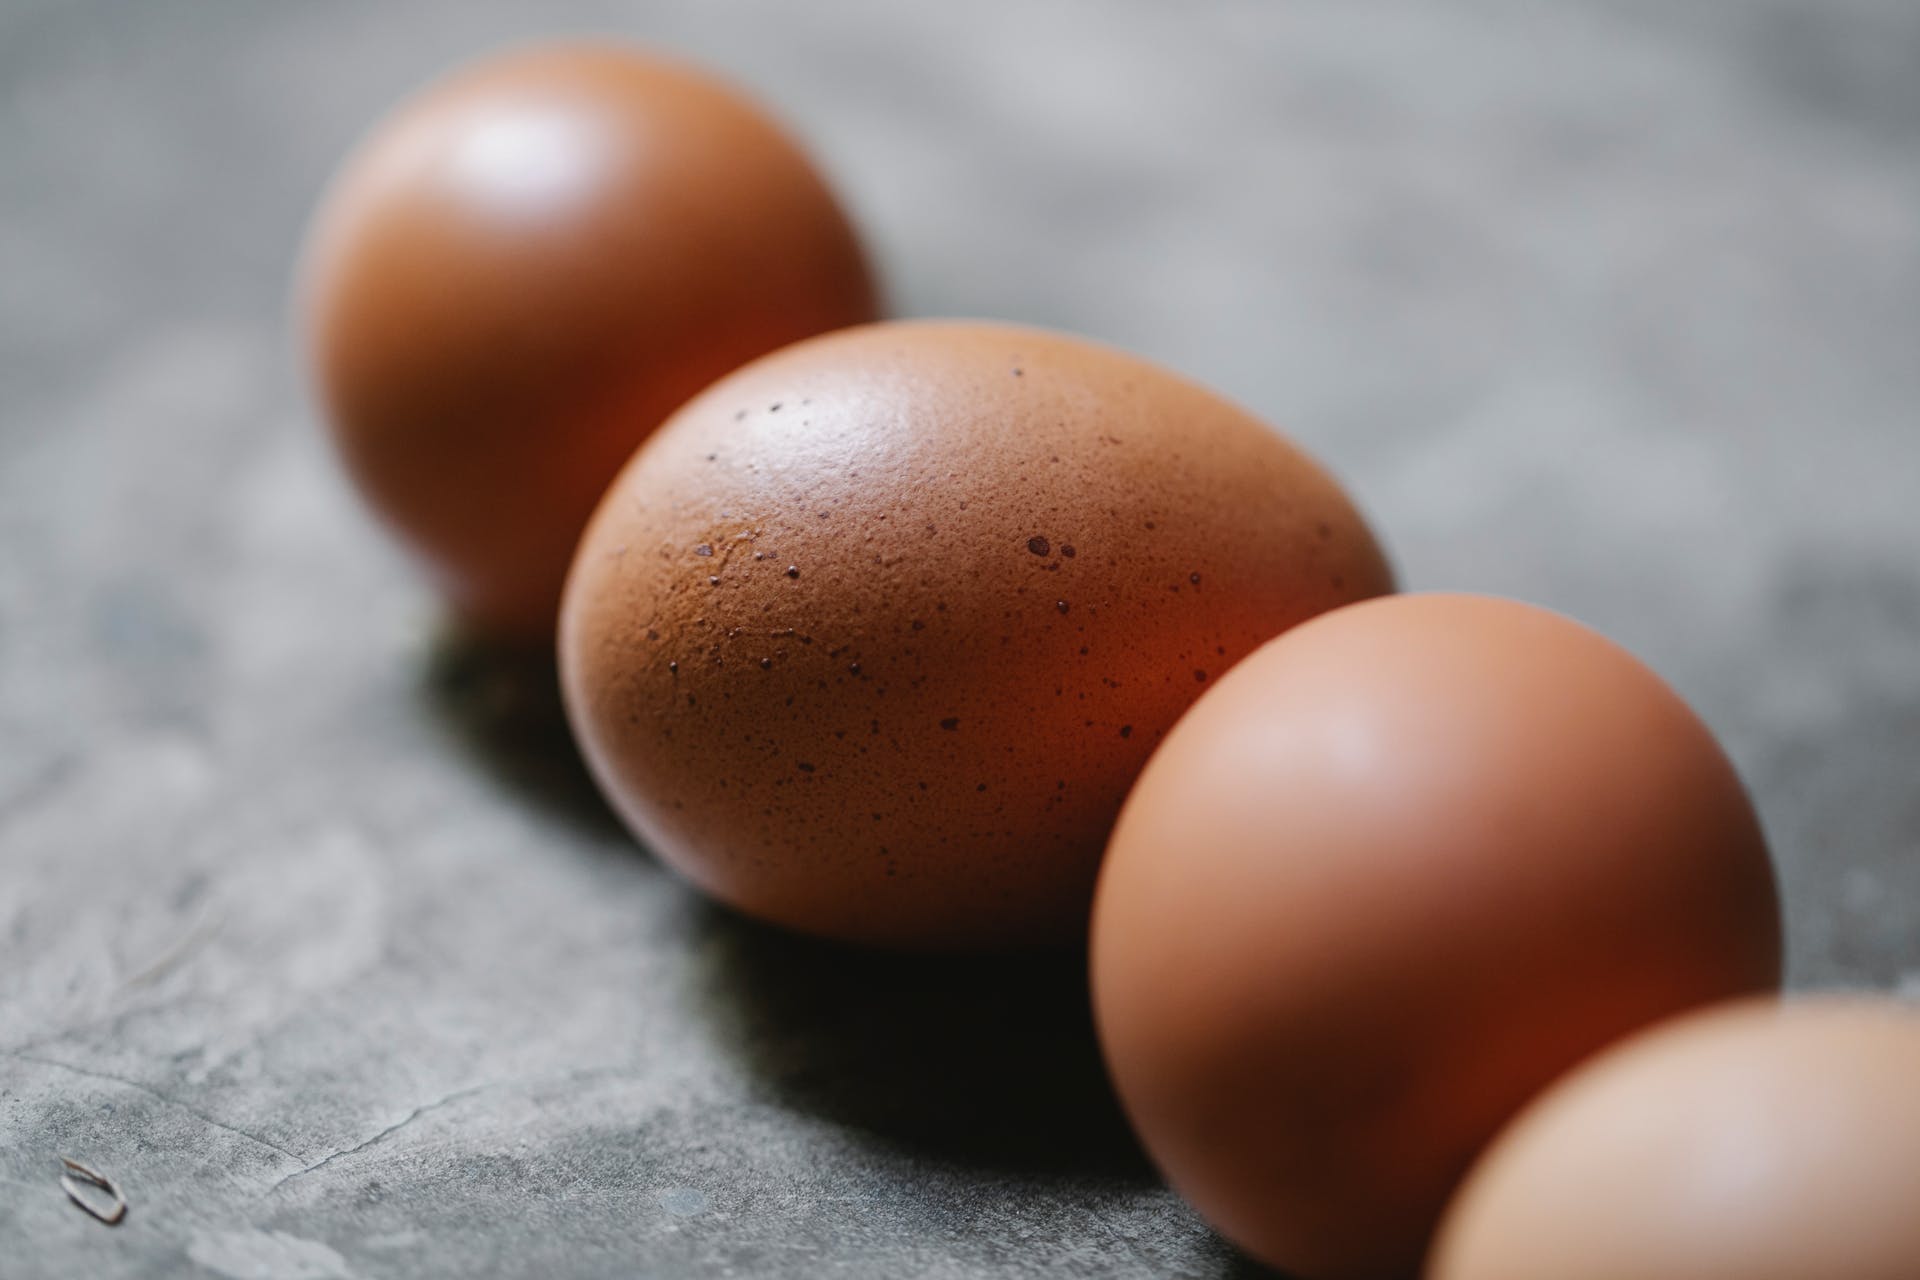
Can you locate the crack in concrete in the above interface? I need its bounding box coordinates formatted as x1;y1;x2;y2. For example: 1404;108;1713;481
4;1051;304;1164
7;1049;639;1200
264;1066;632;1196
265;1081;499;1194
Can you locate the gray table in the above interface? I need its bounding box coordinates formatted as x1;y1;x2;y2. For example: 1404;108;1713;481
4;2;1917;1276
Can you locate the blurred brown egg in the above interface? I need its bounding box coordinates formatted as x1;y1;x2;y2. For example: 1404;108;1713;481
1431;996;1920;1280
1090;593;1782;1280
300;44;878;640
559;320;1392;949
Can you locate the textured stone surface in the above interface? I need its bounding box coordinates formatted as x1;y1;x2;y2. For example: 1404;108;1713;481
2;1;1916;1276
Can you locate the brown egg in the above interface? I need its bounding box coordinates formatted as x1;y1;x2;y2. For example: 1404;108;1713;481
1431;996;1920;1280
301;44;878;640
559;320;1392;949
1090;593;1782;1280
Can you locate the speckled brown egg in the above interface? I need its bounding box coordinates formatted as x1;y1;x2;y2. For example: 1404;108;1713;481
1090;593;1782;1280
301;44;878;640
1431;996;1920;1280
559;320;1392;949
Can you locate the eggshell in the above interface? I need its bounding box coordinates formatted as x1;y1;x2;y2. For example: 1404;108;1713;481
559;320;1392;949
1430;996;1920;1280
301;44;877;640
1090;592;1782;1280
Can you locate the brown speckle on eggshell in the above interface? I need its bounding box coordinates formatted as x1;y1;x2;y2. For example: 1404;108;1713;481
560;320;1391;949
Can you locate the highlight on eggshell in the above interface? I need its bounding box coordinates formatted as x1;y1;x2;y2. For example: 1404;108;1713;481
300;42;878;641
1089;592;1782;1280
558;318;1394;950
1429;995;1920;1280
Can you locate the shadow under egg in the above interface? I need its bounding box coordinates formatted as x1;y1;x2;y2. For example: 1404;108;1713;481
413;617;624;841
685;898;1158;1180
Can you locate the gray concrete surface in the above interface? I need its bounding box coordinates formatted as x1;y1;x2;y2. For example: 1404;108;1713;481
3;1;1917;1276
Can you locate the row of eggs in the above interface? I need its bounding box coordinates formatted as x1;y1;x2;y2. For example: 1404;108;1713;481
301;43;1920;1280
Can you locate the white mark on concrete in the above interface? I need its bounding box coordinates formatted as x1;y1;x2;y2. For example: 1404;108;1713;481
188;1228;355;1279
656;1186;710;1217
